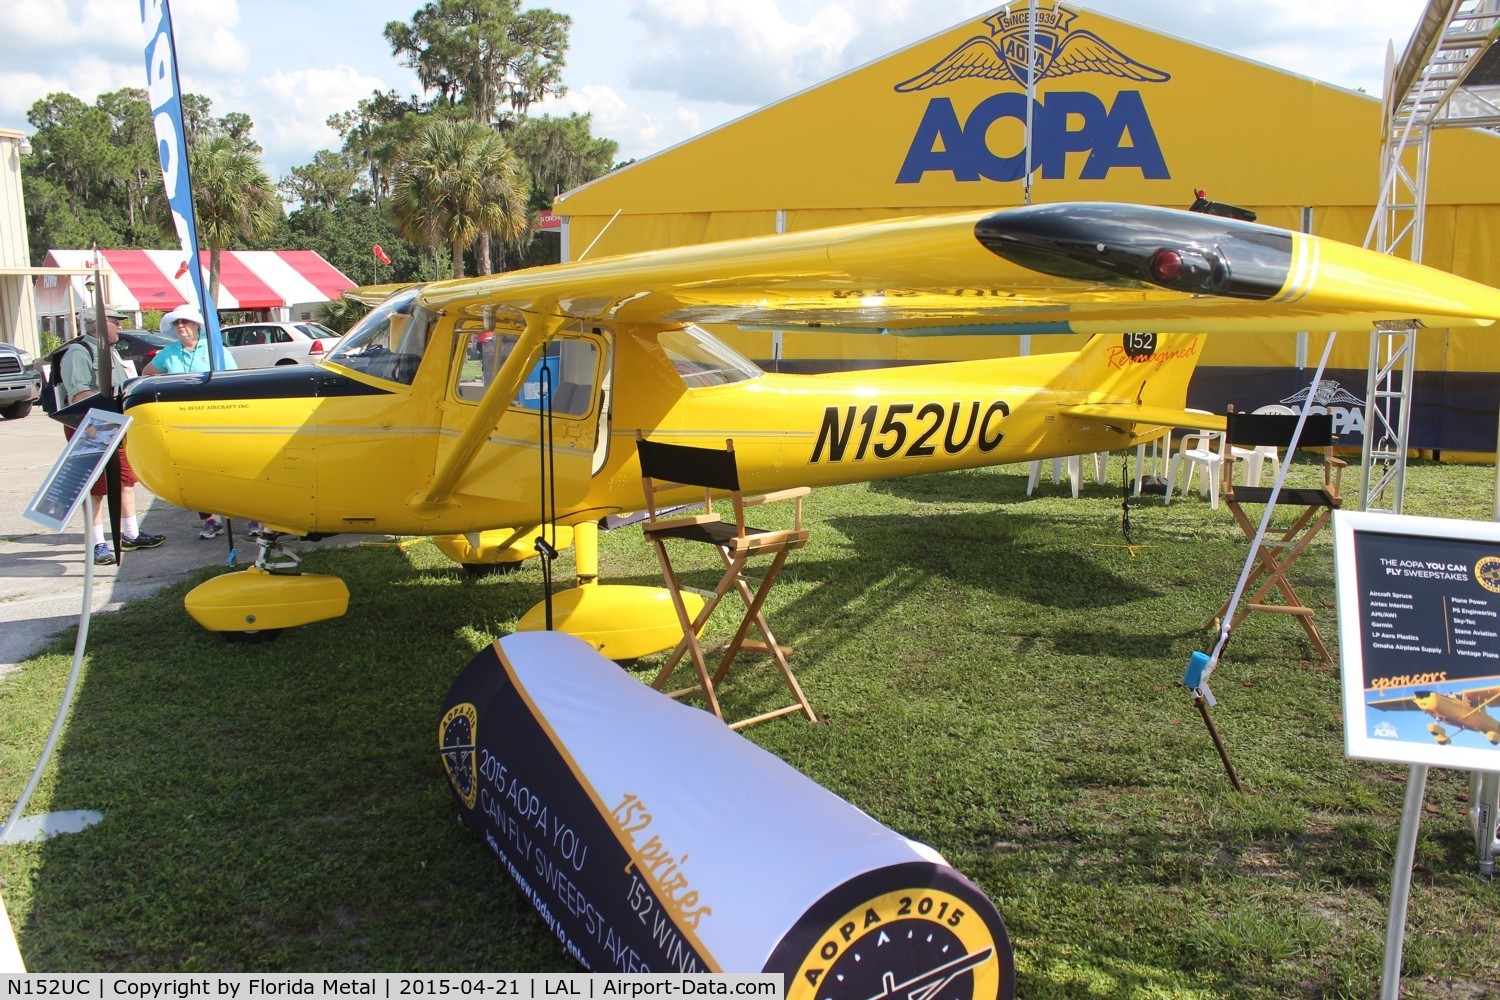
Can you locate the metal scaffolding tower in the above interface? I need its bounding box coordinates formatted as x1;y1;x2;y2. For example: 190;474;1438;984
1365;0;1500;513
1369;1;1500;891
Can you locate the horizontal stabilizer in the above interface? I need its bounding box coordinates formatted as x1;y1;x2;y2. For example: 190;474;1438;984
1058;403;1227;435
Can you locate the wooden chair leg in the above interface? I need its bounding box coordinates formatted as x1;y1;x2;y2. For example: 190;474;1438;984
1213;495;1335;662
707;548;818;726
648;539;732;720
715;549;787;680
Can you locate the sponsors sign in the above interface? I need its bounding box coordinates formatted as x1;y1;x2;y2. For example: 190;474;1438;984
441;632;1015;994
23;409;132;532
1335;512;1500;773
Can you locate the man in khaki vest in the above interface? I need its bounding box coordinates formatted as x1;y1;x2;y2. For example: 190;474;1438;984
58;306;166;565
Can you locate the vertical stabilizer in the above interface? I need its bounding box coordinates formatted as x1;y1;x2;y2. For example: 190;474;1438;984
1060;332;1208;411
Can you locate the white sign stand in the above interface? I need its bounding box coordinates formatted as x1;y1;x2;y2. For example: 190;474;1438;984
2;411;128;846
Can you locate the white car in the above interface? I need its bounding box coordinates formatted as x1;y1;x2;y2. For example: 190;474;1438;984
221;321;342;368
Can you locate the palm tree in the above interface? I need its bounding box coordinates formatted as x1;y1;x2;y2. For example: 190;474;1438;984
388;118;528;278
321;294;370;334
191;135;280;300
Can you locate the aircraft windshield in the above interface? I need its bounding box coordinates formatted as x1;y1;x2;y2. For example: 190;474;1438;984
660;325;762;388
327;289;436;385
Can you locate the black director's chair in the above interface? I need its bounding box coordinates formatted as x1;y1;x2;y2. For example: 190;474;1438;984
1210;407;1344;661
635;432;817;729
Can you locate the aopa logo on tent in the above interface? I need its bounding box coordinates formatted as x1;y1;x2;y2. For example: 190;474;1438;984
893;0;1171;184
1280;381;1368;439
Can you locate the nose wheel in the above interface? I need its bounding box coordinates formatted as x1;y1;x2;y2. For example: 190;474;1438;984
224;627;281;644
185;529;350;638
222;531;298;640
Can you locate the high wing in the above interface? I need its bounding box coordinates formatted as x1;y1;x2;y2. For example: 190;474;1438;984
414;202;1500;335
414;202;1500;509
1369;687;1500;712
344;282;418;306
1368;695;1425;712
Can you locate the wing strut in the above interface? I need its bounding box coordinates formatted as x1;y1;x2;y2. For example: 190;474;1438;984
416;309;565;514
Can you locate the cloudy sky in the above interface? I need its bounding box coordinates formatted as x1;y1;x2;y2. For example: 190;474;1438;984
0;0;1427;182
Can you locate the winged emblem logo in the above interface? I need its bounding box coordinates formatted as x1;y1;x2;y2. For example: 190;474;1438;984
1281;380;1366;409
895;0;1170;92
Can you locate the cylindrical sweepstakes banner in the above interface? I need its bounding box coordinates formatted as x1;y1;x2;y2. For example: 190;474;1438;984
439;631;1015;998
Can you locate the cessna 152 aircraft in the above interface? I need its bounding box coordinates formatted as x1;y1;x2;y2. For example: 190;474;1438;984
75;202;1500;653
1369;685;1500;746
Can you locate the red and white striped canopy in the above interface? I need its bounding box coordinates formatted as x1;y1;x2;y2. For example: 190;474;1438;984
35;248;355;314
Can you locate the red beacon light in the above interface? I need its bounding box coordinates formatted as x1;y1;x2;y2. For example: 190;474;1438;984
1150;249;1184;283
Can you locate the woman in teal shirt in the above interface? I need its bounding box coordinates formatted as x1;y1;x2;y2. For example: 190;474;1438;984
141;305;237;375
142;305;239;538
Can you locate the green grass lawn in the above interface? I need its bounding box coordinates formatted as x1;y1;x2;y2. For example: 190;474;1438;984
2;456;1498;997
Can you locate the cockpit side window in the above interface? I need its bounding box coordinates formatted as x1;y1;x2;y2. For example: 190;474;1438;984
326;289;435;385
453;323;600;418
659;324;763;388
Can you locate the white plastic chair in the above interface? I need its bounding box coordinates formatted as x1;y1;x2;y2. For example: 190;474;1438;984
1087;450;1109;485
1027;456;1082;498
1164;426;1227;508
1233;404;1292;486
1132;427;1173;495
1027;451;1109;498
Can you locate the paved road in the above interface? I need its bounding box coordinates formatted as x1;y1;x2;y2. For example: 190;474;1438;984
0;411;357;674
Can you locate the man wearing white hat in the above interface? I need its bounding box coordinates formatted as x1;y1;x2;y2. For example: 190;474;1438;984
142;304;239;539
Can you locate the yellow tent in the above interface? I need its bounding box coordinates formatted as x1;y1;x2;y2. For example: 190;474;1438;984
554;1;1500;452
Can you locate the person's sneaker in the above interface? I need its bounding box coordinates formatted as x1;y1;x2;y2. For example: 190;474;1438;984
247;520;265;537
199;516;223;540
120;532;165;551
93;543;115;565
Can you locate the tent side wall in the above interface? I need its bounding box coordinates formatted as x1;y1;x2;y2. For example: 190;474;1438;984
554;3;1500;452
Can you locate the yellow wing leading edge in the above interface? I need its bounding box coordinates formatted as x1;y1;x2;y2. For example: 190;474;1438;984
411;202;1500;335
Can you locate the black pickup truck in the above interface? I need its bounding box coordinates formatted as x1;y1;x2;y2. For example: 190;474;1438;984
0;342;43;419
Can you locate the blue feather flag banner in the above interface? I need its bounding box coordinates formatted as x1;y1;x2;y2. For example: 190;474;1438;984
139;0;229;370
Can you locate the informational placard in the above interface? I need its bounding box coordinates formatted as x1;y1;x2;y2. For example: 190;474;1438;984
22;409;132;532
1334;511;1500;773
441;631;1014;998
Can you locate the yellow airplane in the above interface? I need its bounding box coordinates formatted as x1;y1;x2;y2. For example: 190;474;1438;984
1369;686;1500;746
99;202;1500;653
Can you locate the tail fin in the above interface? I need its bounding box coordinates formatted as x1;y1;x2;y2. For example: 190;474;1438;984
1054;332;1220;438
1064;332;1207;410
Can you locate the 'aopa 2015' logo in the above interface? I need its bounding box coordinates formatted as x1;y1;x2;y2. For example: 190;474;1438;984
894;1;1172;184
